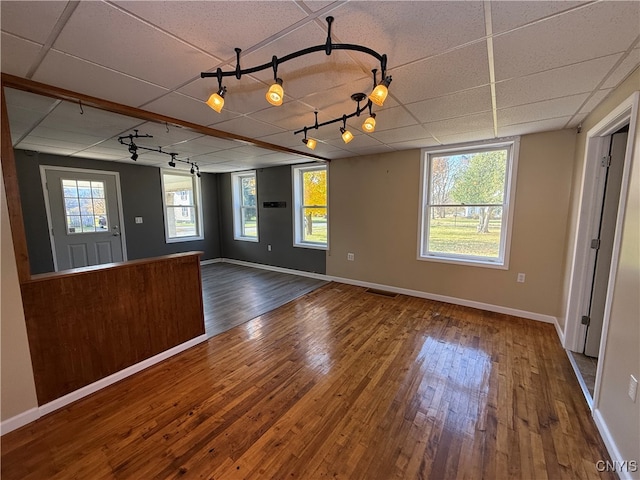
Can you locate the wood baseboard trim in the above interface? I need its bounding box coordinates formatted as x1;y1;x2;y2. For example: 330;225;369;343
0;334;207;435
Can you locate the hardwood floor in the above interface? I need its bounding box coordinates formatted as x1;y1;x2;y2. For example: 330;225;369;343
201;262;328;337
1;283;613;479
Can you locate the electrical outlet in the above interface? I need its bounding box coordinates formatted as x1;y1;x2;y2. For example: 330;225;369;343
267;244;272;252
629;375;638;402
135;216;143;224
347;253;355;261
517;273;526;283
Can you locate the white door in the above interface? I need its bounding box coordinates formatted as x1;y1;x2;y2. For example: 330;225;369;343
583;130;628;357
44;168;125;271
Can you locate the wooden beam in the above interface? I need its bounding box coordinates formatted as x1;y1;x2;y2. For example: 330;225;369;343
1;85;31;283
1;73;330;163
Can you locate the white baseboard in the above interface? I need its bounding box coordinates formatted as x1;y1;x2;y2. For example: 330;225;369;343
200;258;223;266
326;273;559;326
593;408;638;480
1;334;207;435
220;258;329;281
215;258;560;328
0;407;39;436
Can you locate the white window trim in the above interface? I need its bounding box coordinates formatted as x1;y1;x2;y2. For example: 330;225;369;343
292;163;329;250
231;170;259;242
161;169;204;243
417;137;520;269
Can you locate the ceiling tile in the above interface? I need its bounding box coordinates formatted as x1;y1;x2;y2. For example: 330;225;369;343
328;1;486;68
0;1;68;44
112;1;308;60
211;116;287;138
601;48;640;90
373;125;433;145
579;89;614;114
36;101;143;139
493;1;639;80
490;1;587;34
436;129;495;146
495;54;622;108
33;50;170;106
0;34;42;77
387;137;440;150
372;105;419;132
405;86;493;124
497;94;589;127
392;42;490;104
52;2;217;89
424;112;494;138
498;117;573;137
4;89;59;144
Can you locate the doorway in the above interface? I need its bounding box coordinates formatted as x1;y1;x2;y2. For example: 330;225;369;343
565;92;638;408
41;166;126;271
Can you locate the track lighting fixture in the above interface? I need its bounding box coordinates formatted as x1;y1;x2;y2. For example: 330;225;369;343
205;68;227;113
128;142;138;161
369;75;392;107
302;126;317;150
200;16;391;148
118;131;201;176
362;104;377;133
340;116;354;144
206;87;226;113
266;78;284;106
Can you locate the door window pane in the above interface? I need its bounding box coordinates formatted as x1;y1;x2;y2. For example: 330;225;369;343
62;179;109;234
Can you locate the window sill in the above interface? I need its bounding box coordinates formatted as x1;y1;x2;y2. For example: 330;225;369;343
417;254;508;270
234;237;259;243
294;242;328;251
166;235;204;244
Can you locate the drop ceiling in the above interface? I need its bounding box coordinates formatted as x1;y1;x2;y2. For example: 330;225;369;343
1;1;639;173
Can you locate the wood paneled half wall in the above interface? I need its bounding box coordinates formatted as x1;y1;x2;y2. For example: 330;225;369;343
21;252;206;405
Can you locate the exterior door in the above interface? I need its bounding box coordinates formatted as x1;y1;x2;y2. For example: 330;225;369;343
44;168;124;271
583;130;628;357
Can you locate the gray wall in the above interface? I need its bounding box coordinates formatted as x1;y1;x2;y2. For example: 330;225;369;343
15;150;220;274
219;165;326;274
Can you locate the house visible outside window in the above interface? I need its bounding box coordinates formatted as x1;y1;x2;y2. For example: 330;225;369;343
231;171;258;241
161;170;203;242
418;138;519;268
292;164;328;249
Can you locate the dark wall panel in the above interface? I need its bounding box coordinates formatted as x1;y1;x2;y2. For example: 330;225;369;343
219;165;326;274
15;150;220;274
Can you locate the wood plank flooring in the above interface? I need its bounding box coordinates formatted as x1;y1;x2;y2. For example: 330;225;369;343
1;283;614;479
201;263;328;337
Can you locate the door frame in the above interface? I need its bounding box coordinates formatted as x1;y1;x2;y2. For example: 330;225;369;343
564;92;638;408
40;165;128;272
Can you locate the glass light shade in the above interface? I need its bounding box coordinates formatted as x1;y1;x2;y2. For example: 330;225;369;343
206;92;225;113
362;116;376;132
303;138;317;150
341;128;354;144
266;82;284;106
368;84;388;107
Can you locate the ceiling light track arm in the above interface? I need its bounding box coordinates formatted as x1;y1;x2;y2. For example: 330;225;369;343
200;17;387;80
293;99;371;135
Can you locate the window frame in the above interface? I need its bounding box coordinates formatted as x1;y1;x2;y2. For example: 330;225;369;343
417;137;520;269
231;170;259;242
160;169;204;243
292;163;329;250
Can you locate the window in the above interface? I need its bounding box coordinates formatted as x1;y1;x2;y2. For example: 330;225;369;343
161;171;203;242
62;179;109;234
292;164;328;249
418;138;519;268
232;171;258;241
